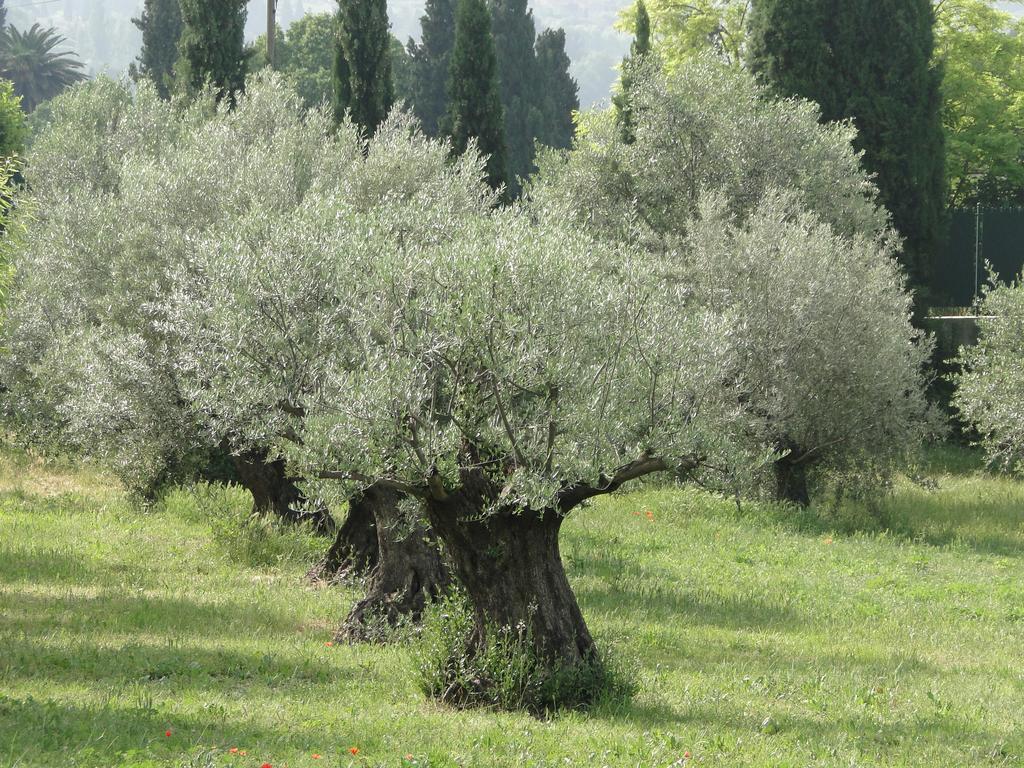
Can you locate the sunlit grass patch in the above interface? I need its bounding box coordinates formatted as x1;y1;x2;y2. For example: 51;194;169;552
1;443;1023;767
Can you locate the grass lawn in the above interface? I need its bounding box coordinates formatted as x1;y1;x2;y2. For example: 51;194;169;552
1;445;1023;767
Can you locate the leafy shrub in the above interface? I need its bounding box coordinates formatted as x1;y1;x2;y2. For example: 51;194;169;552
415;592;636;715
0;79;27;158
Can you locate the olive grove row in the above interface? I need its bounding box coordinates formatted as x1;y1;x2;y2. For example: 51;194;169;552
1;59;934;706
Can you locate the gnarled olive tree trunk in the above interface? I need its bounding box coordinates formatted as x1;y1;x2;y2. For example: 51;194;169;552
336;484;450;642
772;444;811;507
423;470;597;675
231;448;335;535
307;489;379;582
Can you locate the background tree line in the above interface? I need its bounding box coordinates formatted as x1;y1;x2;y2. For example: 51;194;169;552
619;4;1024;200
618;0;1024;306
128;0;579;197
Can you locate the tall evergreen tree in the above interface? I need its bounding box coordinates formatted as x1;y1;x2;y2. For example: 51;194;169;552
130;0;183;99
748;0;946;302
334;0;393;136
614;0;650;144
407;0;455;137
534;28;579;150
332;16;351;122
177;0;247;105
488;0;541;196
446;0;508;193
0;1;7;31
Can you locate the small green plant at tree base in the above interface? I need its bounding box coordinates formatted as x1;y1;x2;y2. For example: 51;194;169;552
415;592;636;715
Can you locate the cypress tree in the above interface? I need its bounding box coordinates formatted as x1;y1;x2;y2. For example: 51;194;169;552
748;0;946;302
177;0;247;105
488;0;542;196
446;0;508;193
0;1;7;30
334;0;394;136
534;28;579;150
333;15;352;122
614;0;651;144
407;0;455;137
130;0;184;99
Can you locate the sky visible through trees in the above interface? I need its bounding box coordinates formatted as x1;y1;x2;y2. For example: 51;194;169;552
9;0;632;106
11;1;1024;108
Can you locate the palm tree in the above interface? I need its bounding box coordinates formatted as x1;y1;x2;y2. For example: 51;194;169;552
0;23;86;112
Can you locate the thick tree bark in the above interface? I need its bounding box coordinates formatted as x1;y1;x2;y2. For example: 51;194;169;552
336;485;450;642
307;488;380;582
773;454;811;507
424;470;597;677
231;449;335;535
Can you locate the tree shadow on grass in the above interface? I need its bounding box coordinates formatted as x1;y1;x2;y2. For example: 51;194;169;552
578;579;804;631
0;545;104;586
563;534;804;632
1;586;310;641
591;630;1017;760
914;443;989;477
0;693;315;768
599;482;1024;561
0;631;344;689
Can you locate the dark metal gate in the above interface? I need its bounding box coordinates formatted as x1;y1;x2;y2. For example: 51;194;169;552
933;207;1024;307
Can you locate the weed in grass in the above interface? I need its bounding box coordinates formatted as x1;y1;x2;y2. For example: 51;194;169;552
415;592;636;715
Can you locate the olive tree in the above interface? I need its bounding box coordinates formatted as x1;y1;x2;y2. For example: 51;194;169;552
150;58;931;704
163;110;488;635
953;281;1024;469
0;78;199;492
684;192;934;501
203;154;741;698
531;59;934;503
0;74;336;532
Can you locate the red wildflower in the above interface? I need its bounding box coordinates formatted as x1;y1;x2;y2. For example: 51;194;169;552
325;641;334;647
312;755;322;760
349;747;359;755
645;510;655;521
261;763;272;768
240;751;248;756
684;751;692;759
229;748;239;754
165;730;172;738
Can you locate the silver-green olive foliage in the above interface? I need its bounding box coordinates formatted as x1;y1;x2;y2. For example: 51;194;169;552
954;284;1024;471
1;78;193;491
170;103;739;511
0;73;367;493
531;58;934;489
3;60;932;509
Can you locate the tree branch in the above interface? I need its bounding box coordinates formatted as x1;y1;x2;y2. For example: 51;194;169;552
318;470;428;499
555;453;701;514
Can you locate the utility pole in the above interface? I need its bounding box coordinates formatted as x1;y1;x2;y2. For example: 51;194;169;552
267;0;278;68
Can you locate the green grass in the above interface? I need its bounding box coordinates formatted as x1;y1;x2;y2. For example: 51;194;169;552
1;445;1023;767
